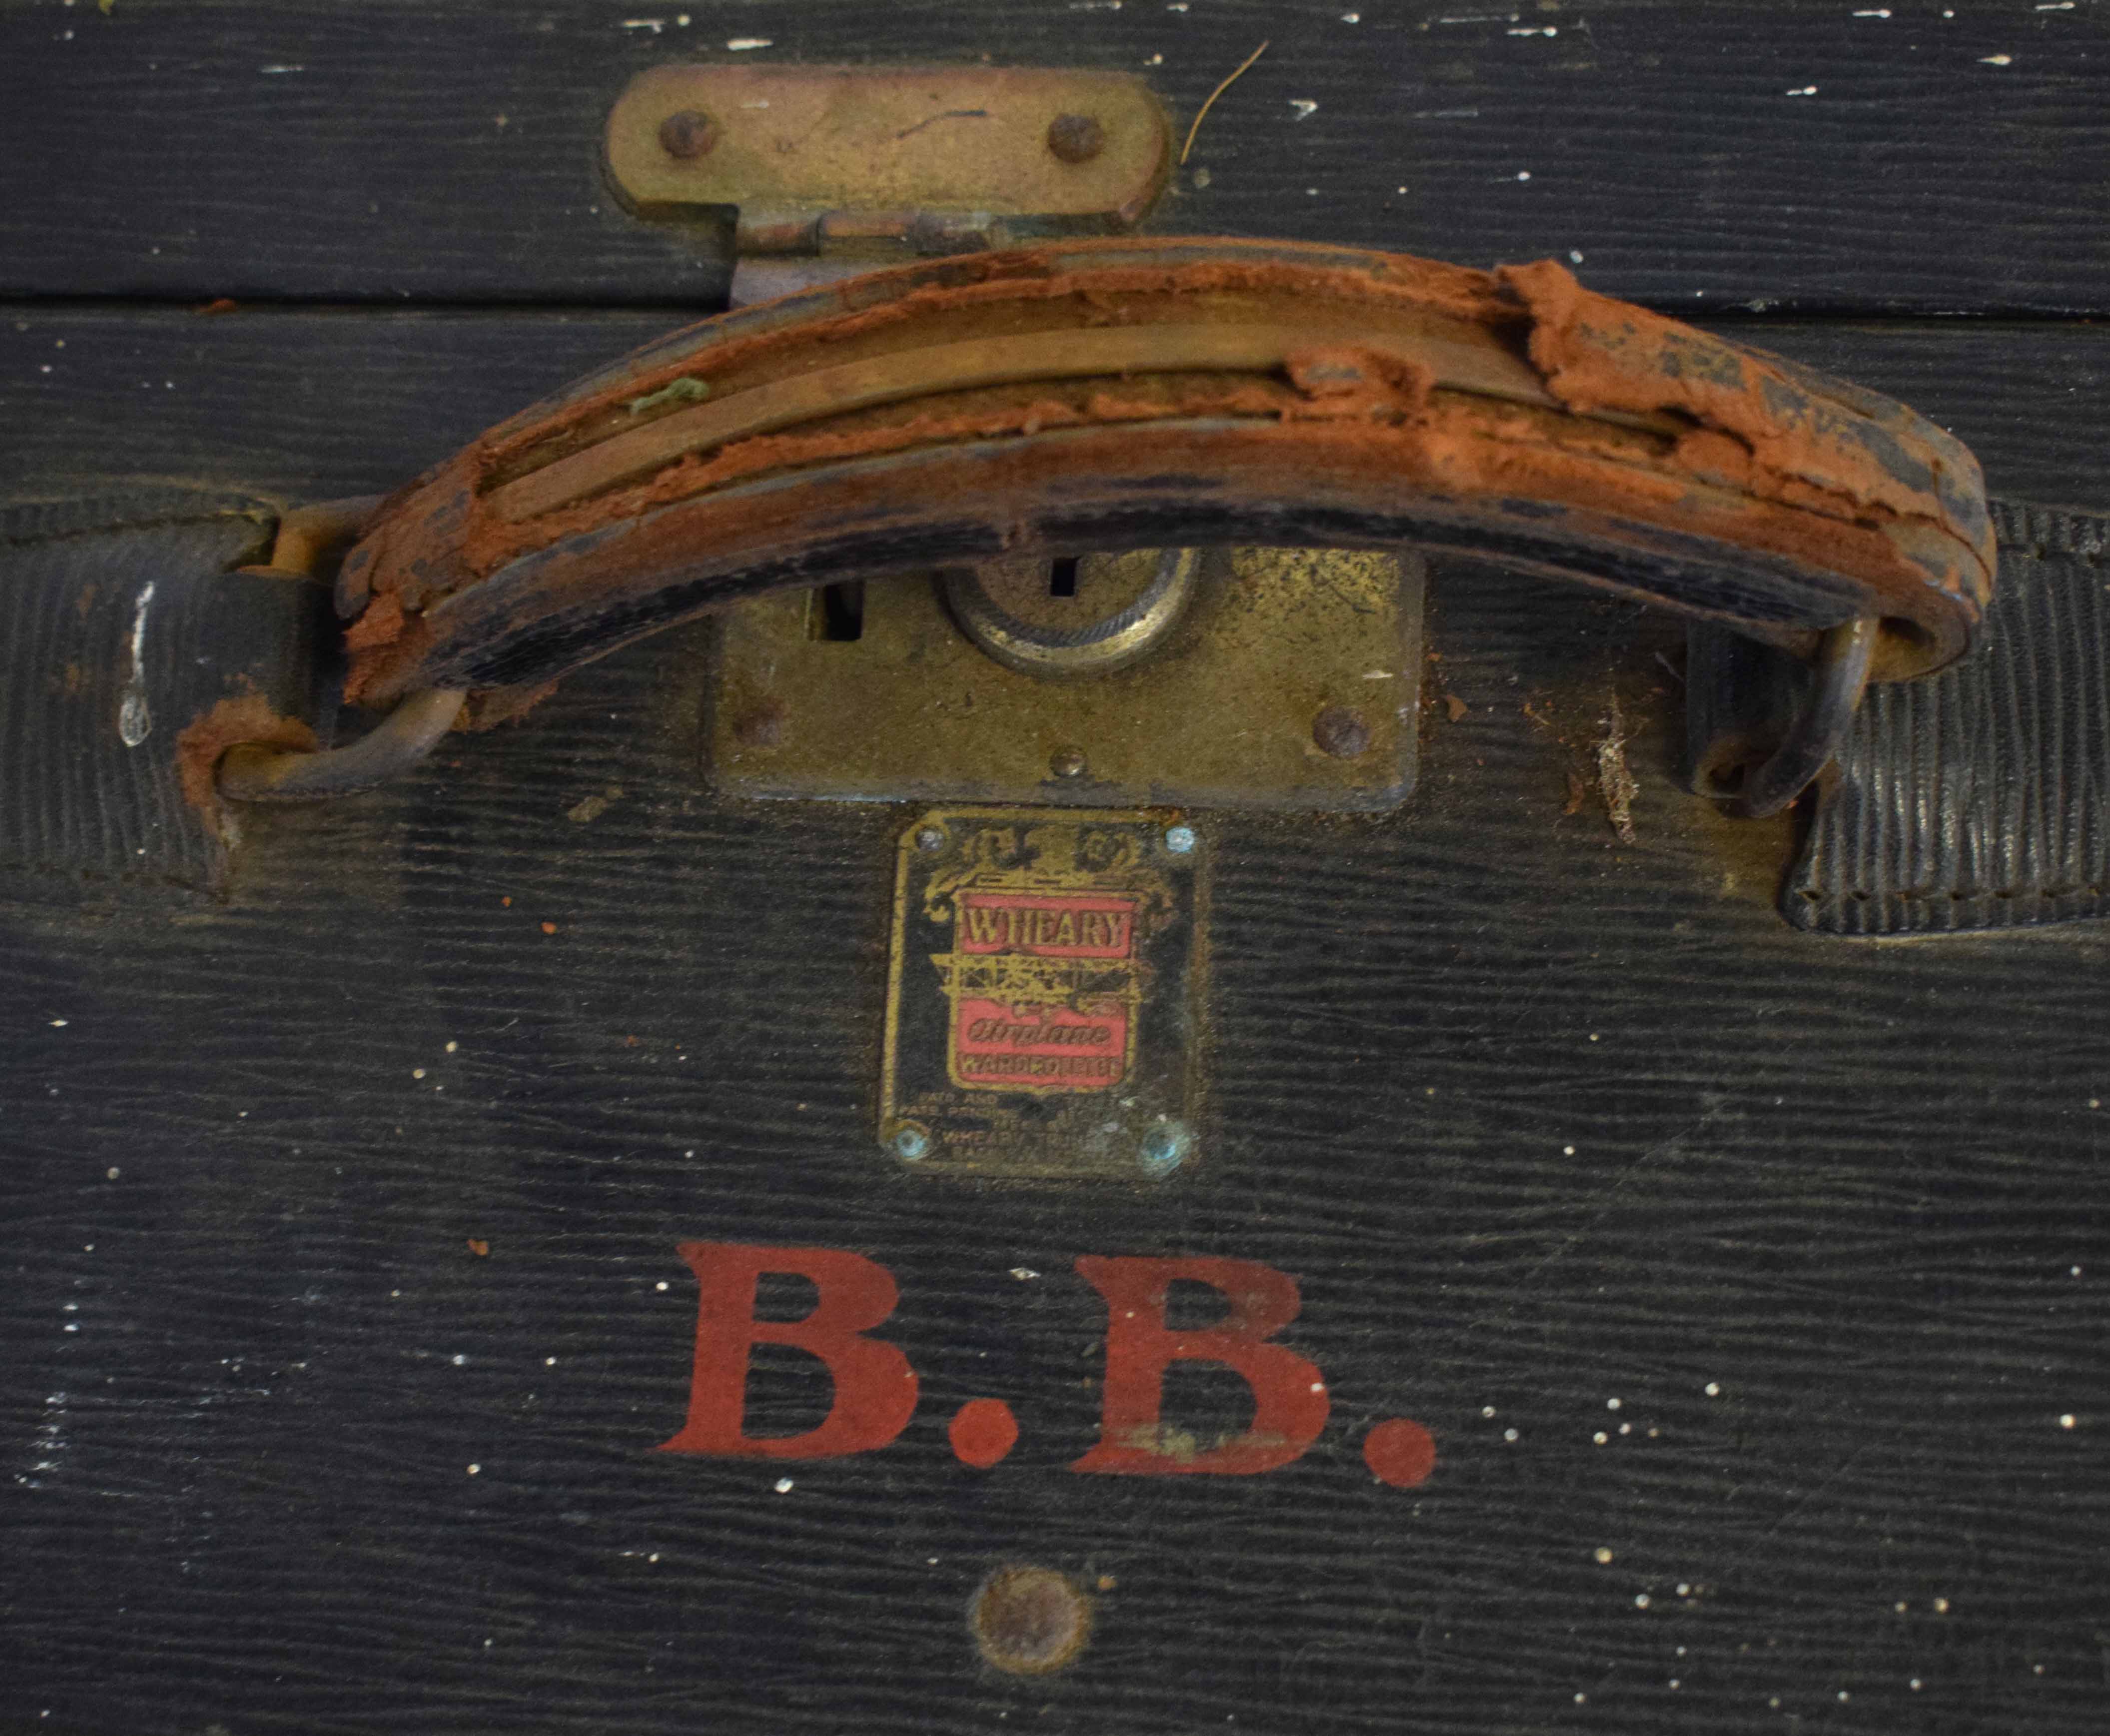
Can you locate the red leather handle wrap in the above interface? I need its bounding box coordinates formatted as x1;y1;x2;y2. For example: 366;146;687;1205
336;238;1993;719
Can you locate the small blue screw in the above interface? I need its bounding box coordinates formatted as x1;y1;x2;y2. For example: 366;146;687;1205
1140;1122;1189;1176
890;1124;932;1161
1164;825;1196;855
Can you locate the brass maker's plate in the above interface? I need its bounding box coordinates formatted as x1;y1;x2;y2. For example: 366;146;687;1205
880;809;1205;1180
709;549;1423;810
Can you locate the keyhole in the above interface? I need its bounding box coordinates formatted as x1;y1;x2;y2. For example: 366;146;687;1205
808;580;865;641
1048;557;1080;599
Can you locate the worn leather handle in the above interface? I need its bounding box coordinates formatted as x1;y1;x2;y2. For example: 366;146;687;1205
336;237;1994;723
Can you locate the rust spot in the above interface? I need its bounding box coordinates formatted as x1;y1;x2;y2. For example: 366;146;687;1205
174;693;318;826
970;1566;1093;1676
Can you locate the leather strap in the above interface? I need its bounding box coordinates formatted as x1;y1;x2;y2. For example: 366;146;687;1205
1786;504;2110;934
334;237;1994;721
0;489;328;889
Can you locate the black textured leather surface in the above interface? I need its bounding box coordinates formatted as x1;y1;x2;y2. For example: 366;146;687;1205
1787;504;2110;934
0;490;327;891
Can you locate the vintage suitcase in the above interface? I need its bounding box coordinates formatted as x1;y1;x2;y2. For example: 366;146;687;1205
3;4;2109;1732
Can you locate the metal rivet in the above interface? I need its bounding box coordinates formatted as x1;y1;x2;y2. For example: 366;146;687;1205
658;110;719;159
889;1123;931;1161
1163;824;1196;855
970;1565;1094;1676
1049;747;1089;780
1045;113;1106;164
1140;1122;1189;1176
1312;704;1371;759
915;825;946;853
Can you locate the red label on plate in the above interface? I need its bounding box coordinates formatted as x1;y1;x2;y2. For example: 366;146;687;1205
944;892;1139;1094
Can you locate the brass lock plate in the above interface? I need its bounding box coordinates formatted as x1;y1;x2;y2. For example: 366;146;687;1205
706;549;1424;810
879;808;1206;1181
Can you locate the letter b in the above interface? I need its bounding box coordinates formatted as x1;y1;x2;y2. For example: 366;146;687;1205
1070;1255;1329;1475
657;1243;919;1460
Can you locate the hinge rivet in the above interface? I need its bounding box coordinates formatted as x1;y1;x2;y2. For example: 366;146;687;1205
1045;113;1106;164
658;110;720;159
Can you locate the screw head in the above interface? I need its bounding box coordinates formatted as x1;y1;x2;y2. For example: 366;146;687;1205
915;825;946;853
1164;824;1196;855
658;109;719;159
1312;704;1372;759
1049;747;1089;780
1140;1122;1190;1176
889;1123;932;1161
1045;113;1106;164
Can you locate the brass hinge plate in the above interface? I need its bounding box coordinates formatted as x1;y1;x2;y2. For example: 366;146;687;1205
605;63;1171;254
706;549;1424;812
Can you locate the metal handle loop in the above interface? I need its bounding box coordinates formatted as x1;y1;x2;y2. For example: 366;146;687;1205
216;688;467;803
1731;616;1878;819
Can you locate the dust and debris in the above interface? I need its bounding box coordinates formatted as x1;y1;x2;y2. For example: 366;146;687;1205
565;784;626;824
467;1238;490;1257
1444;693;1468;723
1596;697;1639;845
193;297;239;316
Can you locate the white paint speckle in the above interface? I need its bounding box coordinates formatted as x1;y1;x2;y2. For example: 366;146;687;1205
1562;1144;1574;1155
48;1019;67;1029
1606;1397;1621;1410
2036;2;2074;10
545;1357;556;1366
1593;1431;1608;1445
773;1476;794;1493
1594;1546;1613;1563
445;1041;458;1053
1481;1405;1496;1418
258;64;305;74
726;36;773;50
467;1463;480;1475
620;17;664;31
1515;169;1531;181
1503;1427;1518;1442
1786;85;1818;96
1635;1593;1651;1608
1852;7;1890;15
412;1068;426;1080
1288;98;1319;119
1934;1597;1950;1613
105;1167;120;1180
2060;1413;2077;1429
1980;53;2013;65
1010;1267;1040;1280
1146;52;1163;64
1911;1678;1923;1690
1705;1382;1721;1397
1506;24;1557;34
451;1354;467;1366
1342;10;1361;18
